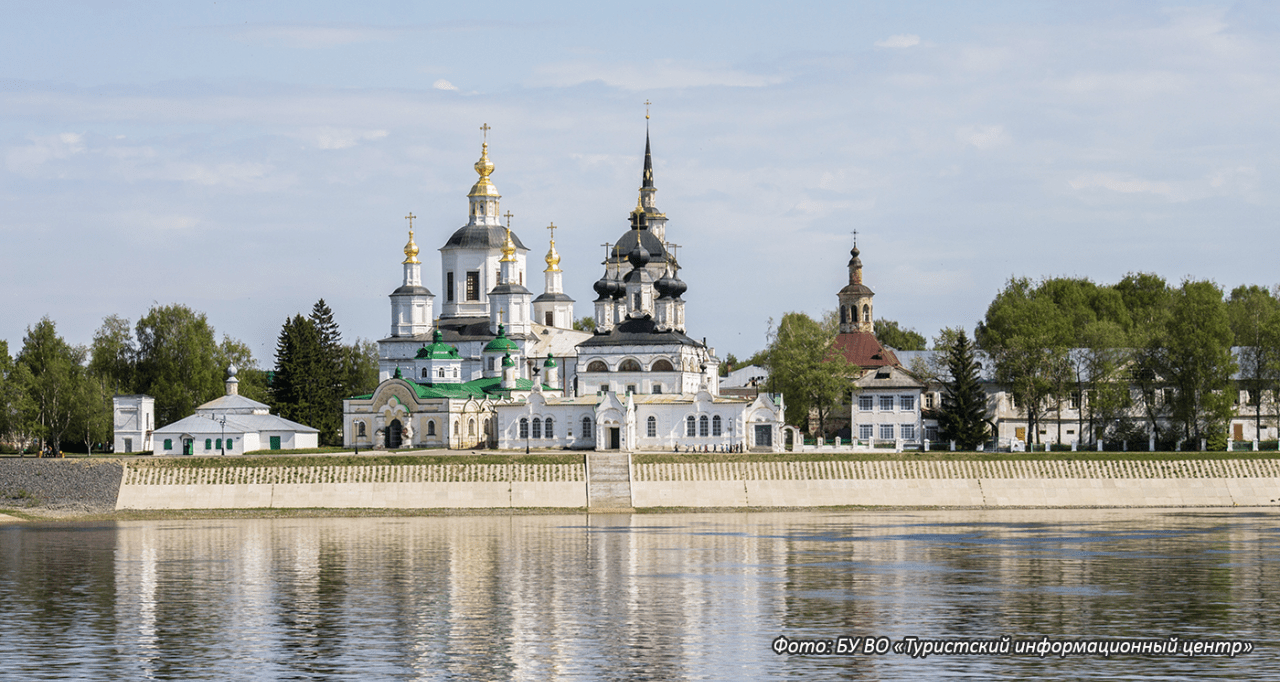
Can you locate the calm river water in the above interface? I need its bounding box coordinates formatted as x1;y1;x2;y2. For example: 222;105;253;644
1;509;1276;681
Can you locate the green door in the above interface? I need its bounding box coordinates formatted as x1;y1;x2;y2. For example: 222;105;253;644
270;436;281;450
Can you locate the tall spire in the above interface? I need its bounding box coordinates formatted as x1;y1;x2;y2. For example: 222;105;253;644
642;129;654;190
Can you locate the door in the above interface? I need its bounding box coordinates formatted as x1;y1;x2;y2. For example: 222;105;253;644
270;435;281;450
608;428;620;450
123;438;132;453
754;424;772;447
182;439;193;456
1234;423;1244;441
386;420;402;449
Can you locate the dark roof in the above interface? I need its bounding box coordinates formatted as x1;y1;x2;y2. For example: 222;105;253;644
610;229;669;264
489;282;532;295
533;292;575;303
379;316;533;344
838;283;874;297
577;315;703;348
442;224;528;251
391;284;434;296
831;331;899;369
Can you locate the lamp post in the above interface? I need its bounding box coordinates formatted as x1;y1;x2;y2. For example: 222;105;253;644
219;416;226;456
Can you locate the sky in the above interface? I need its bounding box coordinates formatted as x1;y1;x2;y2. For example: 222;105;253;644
4;1;1279;367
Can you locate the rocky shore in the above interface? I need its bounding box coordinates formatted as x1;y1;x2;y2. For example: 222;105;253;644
0;458;124;514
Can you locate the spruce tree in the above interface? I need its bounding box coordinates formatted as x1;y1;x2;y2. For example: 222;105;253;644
273;315;334;442
308;300;346;445
938;330;989;450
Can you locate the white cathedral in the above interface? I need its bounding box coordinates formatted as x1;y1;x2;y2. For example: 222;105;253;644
342;126;784;452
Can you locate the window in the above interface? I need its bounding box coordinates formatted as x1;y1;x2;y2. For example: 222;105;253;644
879;396;895;411
858;395;873;411
925;426;939;441
1069;392;1081;410
164;439;172;450
582;417;593;439
532;418;541;439
900;395;915;411
652;384;662;394
468;419;476;436
686;415;696;437
626;385;637;395
488;357;496;371
438;368;446;379
859;424;874;439
215;439;222;450
924;393;934;409
225;439;233;452
880;424;895;440
205;438;212;450
712;415;722;436
647;416;657;437
357;422;366;437
600;385;609;394
519;418;529;439
545;418;554;438
466;271;480;301
699;415;709;437
453;421;459;437
862;304;870;323
652;359;674;371
587;360;608;372
427;421;435;436
447;272;455;302
619;359;642;372
901;424;916;440
545;312;554;326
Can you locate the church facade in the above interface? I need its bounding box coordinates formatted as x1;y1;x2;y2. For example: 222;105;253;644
344;125;784;452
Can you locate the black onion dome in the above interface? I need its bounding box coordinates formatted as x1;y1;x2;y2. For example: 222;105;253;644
655;269;678;299
611;229;667;263
593;274;613;300
849;246;862;268
609;274;626;299
627;240;651;269
669;271;687;299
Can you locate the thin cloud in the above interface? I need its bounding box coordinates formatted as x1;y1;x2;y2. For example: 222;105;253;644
875;34;921;48
433;79;459;91
527;59;785;90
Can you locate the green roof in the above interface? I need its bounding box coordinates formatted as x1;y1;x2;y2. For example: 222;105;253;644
416;329;460;359
483;324;519;353
350;373;552;402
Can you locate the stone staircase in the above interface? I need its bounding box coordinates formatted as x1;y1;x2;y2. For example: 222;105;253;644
586;452;633;510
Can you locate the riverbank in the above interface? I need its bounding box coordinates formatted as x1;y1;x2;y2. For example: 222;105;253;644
4;452;1279;520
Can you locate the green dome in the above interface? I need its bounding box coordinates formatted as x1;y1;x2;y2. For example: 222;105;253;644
484;324;520;353
543;353;557;368
501;352;516;368
416;329;459;359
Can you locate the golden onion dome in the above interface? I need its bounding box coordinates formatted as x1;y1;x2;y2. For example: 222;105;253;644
545;238;561;272
468;142;500;198
500;227;517;262
403;229;420;264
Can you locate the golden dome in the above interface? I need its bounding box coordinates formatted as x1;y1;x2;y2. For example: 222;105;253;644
545;238;561;272
500;227;517;262
468;142;500;198
403;229;420;264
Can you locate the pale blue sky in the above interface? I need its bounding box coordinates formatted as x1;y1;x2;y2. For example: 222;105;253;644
4;1;1278;365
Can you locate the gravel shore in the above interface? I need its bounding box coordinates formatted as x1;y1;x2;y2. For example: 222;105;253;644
0;458;124;513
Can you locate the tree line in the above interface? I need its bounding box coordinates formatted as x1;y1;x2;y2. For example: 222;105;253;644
0;300;378;454
755;273;1280;449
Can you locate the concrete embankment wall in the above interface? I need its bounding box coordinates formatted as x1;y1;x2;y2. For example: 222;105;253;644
116;463;586;510
0;459;123;512
630;459;1280;508
113;458;1280;510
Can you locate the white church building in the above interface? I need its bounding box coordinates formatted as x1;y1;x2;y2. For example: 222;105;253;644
344;124;784;452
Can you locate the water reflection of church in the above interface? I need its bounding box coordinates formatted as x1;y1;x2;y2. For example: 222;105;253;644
343;124;783;451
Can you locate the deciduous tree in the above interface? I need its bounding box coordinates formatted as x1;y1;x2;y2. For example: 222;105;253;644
135;304;224;427
762;312;853;434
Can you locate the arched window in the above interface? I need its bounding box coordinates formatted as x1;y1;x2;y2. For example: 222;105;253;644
651;359;674;372
686;415;696;437
532;417;542;439
453;367;459;378
619;359;642;372
468;418;476;436
421;368;429;379
545;418;554;438
453;421;459;437
647;416;657;438
438;368;446;378
587;360;608;373
520;418;529;439
699;415;709;437
582;417;593;439
427;420;436;437
862;304;870;323
712;415;722;436
357;422;366;437
842;305;848;323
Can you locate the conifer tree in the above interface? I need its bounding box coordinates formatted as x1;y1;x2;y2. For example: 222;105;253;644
938;330;989;450
273;314;338;444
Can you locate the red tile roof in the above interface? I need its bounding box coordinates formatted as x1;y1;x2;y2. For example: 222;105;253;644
831;332;899;369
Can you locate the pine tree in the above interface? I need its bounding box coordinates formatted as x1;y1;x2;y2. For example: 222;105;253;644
308;300;346;445
938;330;989;450
273;315;332;441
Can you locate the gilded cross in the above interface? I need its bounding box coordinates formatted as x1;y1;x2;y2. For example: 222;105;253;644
667;242;681;262
645;99;651;120
480;123;491;142
405;212;416;230
504;211;513;228
547;222;557;241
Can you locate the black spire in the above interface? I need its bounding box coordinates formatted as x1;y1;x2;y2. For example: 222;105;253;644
642;129;654;189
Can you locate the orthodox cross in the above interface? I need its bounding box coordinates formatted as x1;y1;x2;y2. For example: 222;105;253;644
504;211;513;228
480;123;490;142
547;222;557;241
405;212;416;230
645;99;651;120
667;242;681;262
851;229;858;248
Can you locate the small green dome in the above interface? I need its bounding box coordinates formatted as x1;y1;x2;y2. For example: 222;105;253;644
501;352;516;368
543;353;557;368
484;324;520;353
416;329;459;359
